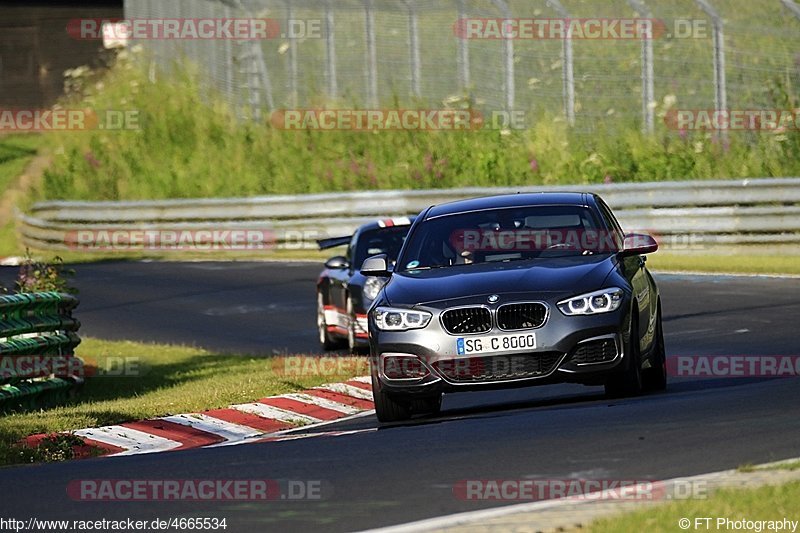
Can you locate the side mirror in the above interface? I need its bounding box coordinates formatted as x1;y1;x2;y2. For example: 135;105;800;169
324;256;349;270
360;254;391;277
620;233;659;256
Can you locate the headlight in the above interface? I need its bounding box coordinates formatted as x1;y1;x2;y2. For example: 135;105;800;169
558;288;623;316
363;276;385;301
373;307;432;331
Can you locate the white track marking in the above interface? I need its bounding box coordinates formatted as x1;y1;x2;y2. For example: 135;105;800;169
317;382;374;401
281;393;362;415
161;414;263;441
349;376;373;385
359;459;800;533
231;402;321;425
74;426;182;455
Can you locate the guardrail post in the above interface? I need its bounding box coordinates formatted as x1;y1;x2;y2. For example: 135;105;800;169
695;0;727;139
546;0;575;126
628;0;655;134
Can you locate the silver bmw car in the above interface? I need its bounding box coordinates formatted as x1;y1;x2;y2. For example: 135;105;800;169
361;192;666;422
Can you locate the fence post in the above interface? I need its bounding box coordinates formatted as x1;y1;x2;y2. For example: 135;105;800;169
324;1;338;99
230;0;274;117
286;0;298;107
456;0;471;91
695;0;727;138
223;4;234;107
546;0;575;126
490;0;515;112
780;0;800;19
364;0;379;107
404;0;421;98
628;0;655;134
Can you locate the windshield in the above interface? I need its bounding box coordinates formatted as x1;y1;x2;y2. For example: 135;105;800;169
399;205;617;271
353;227;410;267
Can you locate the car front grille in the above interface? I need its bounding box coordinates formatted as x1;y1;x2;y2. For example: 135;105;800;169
434;352;561;383
440;307;492;335
496;303;547;330
569;338;618;365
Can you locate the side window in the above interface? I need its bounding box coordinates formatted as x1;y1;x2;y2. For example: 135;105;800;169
346;232;358;264
596;198;624;248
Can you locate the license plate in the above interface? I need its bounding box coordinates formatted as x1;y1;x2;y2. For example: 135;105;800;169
456;333;536;355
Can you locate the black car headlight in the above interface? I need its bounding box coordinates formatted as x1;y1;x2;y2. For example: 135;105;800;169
373;307;432;331
558;288;624;316
363;276;385;301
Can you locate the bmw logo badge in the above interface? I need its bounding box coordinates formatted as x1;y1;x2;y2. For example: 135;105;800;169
488;294;499;303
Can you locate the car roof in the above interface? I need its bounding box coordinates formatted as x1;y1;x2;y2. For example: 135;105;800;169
357;216;416;232
425;192;593;219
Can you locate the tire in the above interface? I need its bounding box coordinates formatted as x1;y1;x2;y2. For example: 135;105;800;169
643;303;667;392
317;292;340;351
373;387;413;423
346;297;366;355
605;313;643;398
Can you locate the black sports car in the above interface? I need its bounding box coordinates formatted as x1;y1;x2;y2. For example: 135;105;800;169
360;192;666;422
316;217;415;353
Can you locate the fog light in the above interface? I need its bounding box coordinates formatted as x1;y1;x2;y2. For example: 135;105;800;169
382;354;430;380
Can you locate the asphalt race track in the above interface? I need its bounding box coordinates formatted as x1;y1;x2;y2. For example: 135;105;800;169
0;261;798;532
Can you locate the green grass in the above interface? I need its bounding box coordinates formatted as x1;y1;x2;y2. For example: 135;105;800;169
0;337;365;466
738;461;800;473
35;44;800;202
648;253;800;276
590;481;800;533
0;221;21;258
0;134;43;194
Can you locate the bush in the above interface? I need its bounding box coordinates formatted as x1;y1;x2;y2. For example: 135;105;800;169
38;51;800;202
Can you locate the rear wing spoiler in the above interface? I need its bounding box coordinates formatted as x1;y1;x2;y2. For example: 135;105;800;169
316;235;351;250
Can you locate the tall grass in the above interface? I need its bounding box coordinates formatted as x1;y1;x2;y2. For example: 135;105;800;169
38;50;800;201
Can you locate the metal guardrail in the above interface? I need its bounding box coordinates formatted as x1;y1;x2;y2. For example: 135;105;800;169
0;292;82;411
17;178;800;251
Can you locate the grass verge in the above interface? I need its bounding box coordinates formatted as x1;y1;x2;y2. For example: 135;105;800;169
37;49;800;202
0;337;365;466
738;461;800;473
0;135;44;194
590;481;800;533
648;253;800;276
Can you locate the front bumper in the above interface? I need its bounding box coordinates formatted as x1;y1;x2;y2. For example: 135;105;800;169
369;297;632;395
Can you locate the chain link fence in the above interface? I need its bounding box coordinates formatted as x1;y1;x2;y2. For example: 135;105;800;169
123;0;800;133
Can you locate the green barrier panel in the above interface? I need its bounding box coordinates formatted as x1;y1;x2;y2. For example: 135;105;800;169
0;292;82;412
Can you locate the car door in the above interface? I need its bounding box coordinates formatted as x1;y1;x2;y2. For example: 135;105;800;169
328;232;358;316
596;198;652;349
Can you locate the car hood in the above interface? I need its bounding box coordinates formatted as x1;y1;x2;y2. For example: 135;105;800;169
384;255;617;307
